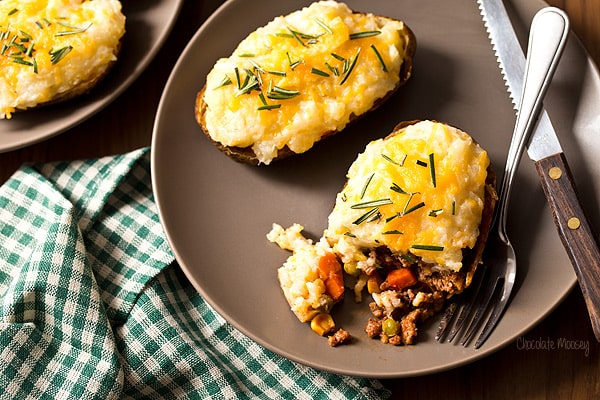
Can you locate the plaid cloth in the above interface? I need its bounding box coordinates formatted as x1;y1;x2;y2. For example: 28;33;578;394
0;148;390;400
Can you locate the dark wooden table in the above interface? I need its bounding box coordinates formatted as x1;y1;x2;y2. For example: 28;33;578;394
2;1;599;398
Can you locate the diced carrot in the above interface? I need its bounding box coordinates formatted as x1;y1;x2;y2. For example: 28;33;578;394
384;268;417;290
318;252;345;302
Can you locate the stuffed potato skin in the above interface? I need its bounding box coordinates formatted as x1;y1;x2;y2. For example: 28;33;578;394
0;0;126;119
195;1;416;165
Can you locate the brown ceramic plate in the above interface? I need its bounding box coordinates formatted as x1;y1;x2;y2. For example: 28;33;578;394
152;0;600;377
0;0;184;152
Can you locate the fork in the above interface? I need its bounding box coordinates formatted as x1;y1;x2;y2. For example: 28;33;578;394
435;8;569;348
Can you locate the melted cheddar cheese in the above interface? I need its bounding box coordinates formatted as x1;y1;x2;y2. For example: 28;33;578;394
202;1;412;164
0;0;126;119
325;120;490;272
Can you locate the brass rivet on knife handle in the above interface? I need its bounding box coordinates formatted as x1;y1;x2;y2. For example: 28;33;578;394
535;153;600;341
568;217;581;230
549;166;562;179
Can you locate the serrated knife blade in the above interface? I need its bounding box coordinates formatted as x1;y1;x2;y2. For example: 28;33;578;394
478;0;600;342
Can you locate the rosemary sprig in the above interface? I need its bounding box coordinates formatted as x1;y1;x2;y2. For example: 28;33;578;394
351;198;392;209
311;67;330;77
324;62;339;76
411;244;444;251
429;153;437;187
353;207;380;225
382;153;406;166
370;44;387;72
349;30;381;40
428;209;443;217
340;47;360;85
382;230;403;235
267;85;300;100
286;52;304;70
49;45;72;64
403;201;425;215
390;183;408;194
360;173;375;199
314;18;333;34
54;21;92;37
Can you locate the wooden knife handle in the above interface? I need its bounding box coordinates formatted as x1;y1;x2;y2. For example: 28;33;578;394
535;152;600;341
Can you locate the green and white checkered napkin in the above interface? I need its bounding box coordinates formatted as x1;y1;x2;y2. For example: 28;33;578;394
0;148;390;399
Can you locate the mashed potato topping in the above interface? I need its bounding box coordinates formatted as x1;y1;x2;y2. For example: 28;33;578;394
325;120;490;272
0;0;126;119
203;0;412;164
267;223;339;323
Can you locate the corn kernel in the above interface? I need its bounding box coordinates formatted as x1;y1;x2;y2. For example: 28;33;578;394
310;313;335;336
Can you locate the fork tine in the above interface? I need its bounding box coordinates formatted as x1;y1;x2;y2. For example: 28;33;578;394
445;266;488;342
459;271;503;346
434;301;457;341
473;270;516;348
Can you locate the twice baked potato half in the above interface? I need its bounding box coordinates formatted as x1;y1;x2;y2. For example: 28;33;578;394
0;0;126;119
269;120;497;346
196;1;416;165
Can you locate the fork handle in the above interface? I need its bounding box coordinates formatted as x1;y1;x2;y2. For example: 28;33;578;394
535;152;600;341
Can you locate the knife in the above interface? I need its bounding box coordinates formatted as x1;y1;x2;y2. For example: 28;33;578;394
478;0;600;342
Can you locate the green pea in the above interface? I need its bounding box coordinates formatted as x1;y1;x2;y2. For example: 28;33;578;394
382;318;400;337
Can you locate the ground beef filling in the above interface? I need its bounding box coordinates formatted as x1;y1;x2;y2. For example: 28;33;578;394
362;247;467;345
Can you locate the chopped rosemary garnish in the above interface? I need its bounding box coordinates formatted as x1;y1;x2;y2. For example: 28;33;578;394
383;230;403;235
353;207;380;225
236;73;260;96
349;31;382;40
403;201;425;215
390;183;408;194
340;47;360;85
286;52;304;70
324;62;339;76
267;85;300;100
11;57;33;66
8;8;19;16
32;18;50;29
331;52;346;62
344;232;356;238
258;84;277;110
239;53;256;57
360;173;375;199
311;67;329;77
234;67;242;89
416;159;428;167
351;198;392;209
382;153;406;166
215;75;232;88
258;92;268;106
429;153;437;187
49;45;72;64
267;70;287;77
370;44;387;72
258;104;281;111
428;209;443;217
314;18;333;34
411;244;444;251
54;22;92;37
248;59;265;73
452;201;456;215
282;27;322;47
